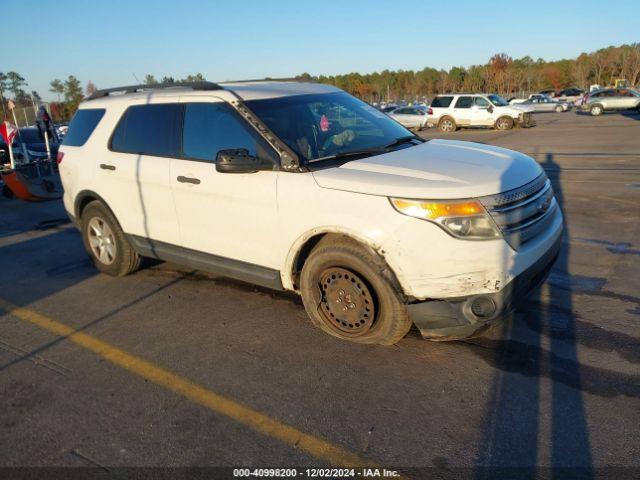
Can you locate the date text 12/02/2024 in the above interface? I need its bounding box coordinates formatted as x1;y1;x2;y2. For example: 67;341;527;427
232;468;401;478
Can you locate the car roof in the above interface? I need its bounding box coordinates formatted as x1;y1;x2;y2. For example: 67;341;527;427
82;81;342;108
220;81;341;100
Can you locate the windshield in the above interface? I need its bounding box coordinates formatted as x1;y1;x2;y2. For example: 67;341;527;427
245;92;413;163
487;94;509;107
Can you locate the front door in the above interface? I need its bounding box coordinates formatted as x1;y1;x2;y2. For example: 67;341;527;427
469;96;495;126
170;99;281;270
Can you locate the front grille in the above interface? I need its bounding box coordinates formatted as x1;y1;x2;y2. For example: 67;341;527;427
480;173;558;250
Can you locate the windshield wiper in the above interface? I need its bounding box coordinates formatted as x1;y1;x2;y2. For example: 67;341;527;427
308;148;386;164
308;136;422;164
382;135;422;149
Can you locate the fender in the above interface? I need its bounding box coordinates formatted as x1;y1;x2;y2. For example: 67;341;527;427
281;225;408;294
74;189;119;223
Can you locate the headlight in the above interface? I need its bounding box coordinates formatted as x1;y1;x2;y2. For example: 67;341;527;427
389;198;501;240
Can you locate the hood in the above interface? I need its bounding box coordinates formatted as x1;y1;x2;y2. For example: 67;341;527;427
508;103;535;113
311;139;543;199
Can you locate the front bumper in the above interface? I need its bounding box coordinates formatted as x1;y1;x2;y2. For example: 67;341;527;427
407;232;562;340
516;112;536;127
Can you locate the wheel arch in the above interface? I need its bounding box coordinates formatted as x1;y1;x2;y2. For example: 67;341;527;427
283;227;404;294
74;190;118;223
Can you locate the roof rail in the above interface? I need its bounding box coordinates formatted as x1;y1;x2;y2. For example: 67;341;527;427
87;81;223;100
219;77;317;84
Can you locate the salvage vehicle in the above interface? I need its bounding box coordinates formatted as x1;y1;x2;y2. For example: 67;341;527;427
580;88;640;115
427;93;535;132
515;95;571;112
59;81;562;345
387;106;429;130
0;127;60;163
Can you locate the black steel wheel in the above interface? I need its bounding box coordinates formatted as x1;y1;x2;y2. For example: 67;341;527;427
300;236;412;345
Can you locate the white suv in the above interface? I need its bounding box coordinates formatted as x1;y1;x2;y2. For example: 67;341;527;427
59;81;562;345
428;93;535;132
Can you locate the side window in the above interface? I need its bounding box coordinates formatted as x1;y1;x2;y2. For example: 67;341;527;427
394;108;408;114
63;109;105;146
431;96;453;108
454;96;473;109
474;97;490;107
182;103;262;161
111;104;182;157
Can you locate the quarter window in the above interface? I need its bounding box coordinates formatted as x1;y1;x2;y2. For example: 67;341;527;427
63;109;105;146
111;104;182;157
431;96;453;108
474;97;490;107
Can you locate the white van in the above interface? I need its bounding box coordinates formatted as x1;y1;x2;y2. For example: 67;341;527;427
59;81;562;345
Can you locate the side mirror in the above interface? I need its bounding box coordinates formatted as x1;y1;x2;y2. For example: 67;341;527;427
487;106;494;113
215;148;270;174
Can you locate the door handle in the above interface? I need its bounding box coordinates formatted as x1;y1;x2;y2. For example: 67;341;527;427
177;176;201;185
100;163;116;171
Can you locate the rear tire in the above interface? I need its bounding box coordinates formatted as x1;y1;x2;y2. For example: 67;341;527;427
495;116;514;130
555;105;563;113
300;236;412;345
590;104;604;116
438;116;456;133
81;201;141;277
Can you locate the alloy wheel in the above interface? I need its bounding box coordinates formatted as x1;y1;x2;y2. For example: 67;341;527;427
87;217;117;265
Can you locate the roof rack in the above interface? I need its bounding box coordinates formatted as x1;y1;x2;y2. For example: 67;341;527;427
87;81;223;100
219;77;317;84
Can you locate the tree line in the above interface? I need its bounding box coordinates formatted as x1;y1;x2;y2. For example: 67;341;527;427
1;43;638;124
300;43;640;102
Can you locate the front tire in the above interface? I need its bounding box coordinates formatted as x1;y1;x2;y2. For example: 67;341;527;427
81;201;141;276
555;105;563;113
590;104;604;116
300;237;412;345
495;116;514;130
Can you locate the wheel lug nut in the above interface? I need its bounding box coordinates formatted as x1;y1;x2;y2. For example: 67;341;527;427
348;303;355;309
338;290;345;296
336;298;342;303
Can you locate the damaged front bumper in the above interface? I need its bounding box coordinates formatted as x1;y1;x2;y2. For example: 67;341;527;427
407;233;562;340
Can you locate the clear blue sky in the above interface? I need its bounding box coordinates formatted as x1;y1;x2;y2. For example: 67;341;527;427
4;0;639;101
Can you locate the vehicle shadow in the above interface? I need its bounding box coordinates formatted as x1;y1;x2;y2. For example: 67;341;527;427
473;153;594;479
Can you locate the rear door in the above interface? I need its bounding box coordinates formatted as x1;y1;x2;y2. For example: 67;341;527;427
170;97;281;269
452;96;473;125
102;101;182;245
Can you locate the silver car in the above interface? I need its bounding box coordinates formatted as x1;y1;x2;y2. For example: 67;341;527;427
582;88;640;116
387;106;429;130
519;95;570;113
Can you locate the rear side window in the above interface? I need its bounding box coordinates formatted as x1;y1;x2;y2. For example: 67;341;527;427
454;96;473;108
63;109;105;146
431;96;453;108
182;103;262;161
111;104;182;157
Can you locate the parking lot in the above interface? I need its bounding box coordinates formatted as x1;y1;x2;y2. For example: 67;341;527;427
1;110;639;475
